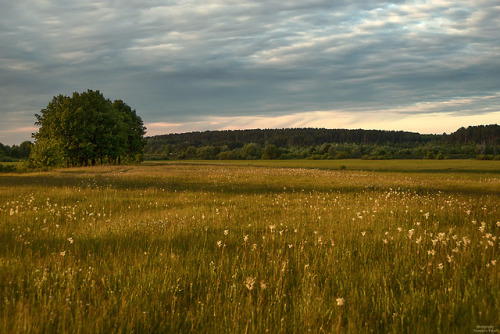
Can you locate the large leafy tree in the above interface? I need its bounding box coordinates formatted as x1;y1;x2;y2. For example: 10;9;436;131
30;90;146;167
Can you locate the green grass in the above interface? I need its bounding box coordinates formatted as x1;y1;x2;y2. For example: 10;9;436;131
1;161;499;333
146;159;500;173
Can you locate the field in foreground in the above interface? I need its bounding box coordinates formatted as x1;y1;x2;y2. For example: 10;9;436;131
1;160;499;333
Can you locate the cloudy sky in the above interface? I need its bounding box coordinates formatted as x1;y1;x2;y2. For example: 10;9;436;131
1;0;499;145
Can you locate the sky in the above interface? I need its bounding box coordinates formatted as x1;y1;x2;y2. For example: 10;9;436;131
1;0;499;145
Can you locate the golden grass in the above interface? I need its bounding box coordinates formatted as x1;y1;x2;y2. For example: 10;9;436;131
0;161;499;332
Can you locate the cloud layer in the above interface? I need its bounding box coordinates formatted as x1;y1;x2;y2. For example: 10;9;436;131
1;0;499;144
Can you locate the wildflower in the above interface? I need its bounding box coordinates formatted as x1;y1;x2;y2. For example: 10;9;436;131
217;240;222;248
428;249;435;256
243;235;249;242
336;298;345;306
269;225;276;232
245;277;255;291
60;251;66;256
491;260;497;266
260;281;267;290
383;239;388;244
67;237;74;244
361;231;366;236
447;255;453;263
408;229;415;239
437;263;443;270
224;229;229;235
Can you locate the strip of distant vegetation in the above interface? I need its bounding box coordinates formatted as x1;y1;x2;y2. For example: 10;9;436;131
145;125;499;161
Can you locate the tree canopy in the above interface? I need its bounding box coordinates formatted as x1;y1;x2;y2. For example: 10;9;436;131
29;90;146;168
144;125;499;161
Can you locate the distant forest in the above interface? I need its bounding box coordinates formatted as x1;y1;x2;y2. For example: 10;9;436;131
145;124;499;160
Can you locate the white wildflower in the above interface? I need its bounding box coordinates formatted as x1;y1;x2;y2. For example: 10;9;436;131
245;277;255;291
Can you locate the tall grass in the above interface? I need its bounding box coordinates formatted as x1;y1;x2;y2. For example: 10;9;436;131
1;162;499;333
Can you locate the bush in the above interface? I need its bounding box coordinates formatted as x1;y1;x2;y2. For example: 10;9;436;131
0;164;16;173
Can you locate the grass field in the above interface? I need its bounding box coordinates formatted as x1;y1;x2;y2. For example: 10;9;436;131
1;160;499;333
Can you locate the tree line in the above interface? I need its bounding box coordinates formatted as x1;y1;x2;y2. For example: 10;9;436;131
0;141;33;162
145;125;499;161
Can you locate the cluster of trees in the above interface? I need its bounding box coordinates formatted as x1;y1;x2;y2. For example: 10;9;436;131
145;125;499;161
0;141;33;162
27;90;146;168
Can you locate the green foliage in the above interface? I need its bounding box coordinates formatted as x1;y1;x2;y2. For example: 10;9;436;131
27;139;66;168
29;90;145;168
0;164;16;173
144;125;499;161
0;141;32;161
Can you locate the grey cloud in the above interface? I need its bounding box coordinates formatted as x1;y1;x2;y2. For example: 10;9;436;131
0;0;499;144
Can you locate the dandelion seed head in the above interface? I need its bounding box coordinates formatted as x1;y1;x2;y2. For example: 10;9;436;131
245;277;256;291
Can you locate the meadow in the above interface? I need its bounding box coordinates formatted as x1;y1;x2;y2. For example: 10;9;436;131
0;160;499;333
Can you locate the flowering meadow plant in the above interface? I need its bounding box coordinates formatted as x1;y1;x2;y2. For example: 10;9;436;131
0;160;499;332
